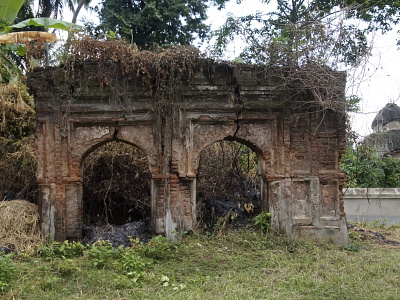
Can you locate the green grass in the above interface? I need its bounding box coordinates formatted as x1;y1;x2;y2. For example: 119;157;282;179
2;225;400;300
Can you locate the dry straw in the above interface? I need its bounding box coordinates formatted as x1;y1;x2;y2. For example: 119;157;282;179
0;200;42;252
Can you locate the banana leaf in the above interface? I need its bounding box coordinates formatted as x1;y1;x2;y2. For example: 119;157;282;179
0;0;24;23
11;18;81;31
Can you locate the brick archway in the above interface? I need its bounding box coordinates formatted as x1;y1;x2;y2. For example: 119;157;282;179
28;62;349;244
81;139;151;226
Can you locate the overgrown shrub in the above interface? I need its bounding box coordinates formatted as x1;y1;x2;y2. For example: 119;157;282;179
340;144;400;188
0;83;36;202
82;141;151;225
196;140;261;228
197;140;259;201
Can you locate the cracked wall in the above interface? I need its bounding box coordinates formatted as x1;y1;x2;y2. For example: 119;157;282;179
28;62;349;244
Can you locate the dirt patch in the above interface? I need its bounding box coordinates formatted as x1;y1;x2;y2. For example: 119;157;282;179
82;219;152;247
348;224;400;248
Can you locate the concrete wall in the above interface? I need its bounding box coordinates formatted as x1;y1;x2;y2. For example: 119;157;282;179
343;188;400;224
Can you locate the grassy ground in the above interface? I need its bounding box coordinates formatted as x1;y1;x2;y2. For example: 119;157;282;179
1;222;400;300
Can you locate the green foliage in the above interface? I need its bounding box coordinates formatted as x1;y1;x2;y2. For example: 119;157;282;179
324;0;400;35
85;240;148;281
340;144;400;188
0;0;82;73
371;218;388;229
212;0;371;67
159;275;186;291
119;250;147;281
0;0;24;26
211;0;400;75
346;95;361;113
37;240;86;260
39;275;62;291
85;241;122;268
1;227;400;299
10;17;81;32
92;0;228;47
254;211;271;233
343;231;363;252
0;254;15;293
138;235;174;259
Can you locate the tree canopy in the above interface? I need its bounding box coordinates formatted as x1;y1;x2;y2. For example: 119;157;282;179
340;144;400;188
92;0;228;47
211;0;400;67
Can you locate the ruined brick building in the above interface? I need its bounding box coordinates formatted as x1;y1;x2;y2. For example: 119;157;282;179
27;50;349;244
365;103;400;158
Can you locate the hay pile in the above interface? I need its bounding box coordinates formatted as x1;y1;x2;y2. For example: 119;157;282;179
0;200;42;252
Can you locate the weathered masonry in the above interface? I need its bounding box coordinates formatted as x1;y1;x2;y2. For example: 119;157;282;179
28;60;349;244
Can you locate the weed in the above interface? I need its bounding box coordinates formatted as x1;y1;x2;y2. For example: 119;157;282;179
350;220;370;228
343;231;364;252
39;275;62;291
0;254;15;292
85;241;122;268
57;263;81;279
85;240;148;283
388;223;400;229
348;231;362;241
139;235;175;259
254;211;271;233
372;218;388;229
37;240;86;260
160;275;186;291
118;250;147;281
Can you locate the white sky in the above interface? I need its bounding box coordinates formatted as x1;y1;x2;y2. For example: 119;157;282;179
74;0;400;139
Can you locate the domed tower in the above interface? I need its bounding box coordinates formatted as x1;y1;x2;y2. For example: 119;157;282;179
372;103;400;133
366;103;400;158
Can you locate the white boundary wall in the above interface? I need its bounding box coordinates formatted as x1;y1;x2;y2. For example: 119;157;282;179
343;188;400;224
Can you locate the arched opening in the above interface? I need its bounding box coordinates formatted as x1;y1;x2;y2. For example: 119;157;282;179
81;140;152;243
196;139;262;230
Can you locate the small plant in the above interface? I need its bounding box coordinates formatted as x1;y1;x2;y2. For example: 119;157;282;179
343;231;363;252
388;223;400;229
348;231;362;241
372;218;388;229
85;240;148;281
159;275;186;291
139;235;172;259
39;275;62;291
0;254;15;293
118;250;147;282
37;240;86;260
343;242;362;252
254;212;271;233
86;241;122;268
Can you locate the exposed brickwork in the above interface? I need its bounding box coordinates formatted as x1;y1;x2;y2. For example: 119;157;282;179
27;62;348;244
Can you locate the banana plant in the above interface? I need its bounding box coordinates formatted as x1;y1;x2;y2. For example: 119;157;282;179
0;0;24;27
0;0;81;34
0;0;81;76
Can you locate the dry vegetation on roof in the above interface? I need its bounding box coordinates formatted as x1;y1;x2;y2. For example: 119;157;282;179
65;36;347;114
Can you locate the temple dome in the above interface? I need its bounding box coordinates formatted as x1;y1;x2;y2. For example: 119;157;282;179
372;103;400;132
